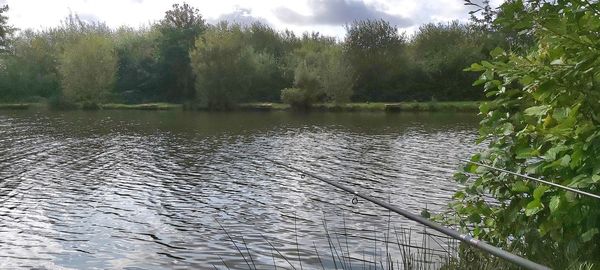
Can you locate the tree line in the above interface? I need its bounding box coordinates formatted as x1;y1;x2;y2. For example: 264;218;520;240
0;3;504;109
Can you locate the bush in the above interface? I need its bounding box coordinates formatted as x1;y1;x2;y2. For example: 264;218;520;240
452;1;600;268
280;88;310;109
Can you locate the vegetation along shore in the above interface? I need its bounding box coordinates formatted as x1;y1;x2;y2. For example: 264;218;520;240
0;101;480;112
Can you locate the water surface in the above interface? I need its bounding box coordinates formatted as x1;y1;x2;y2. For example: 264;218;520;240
0;110;480;269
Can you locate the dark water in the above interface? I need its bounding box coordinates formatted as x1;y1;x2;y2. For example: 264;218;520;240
0;110;480;269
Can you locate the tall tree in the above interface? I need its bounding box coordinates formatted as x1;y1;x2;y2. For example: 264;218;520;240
0;5;14;53
156;3;205;102
113;26;160;103
343;19;407;101
2;30;61;100
190;23;255;110
243;22;291;101
409;22;485;100
59;34;118;106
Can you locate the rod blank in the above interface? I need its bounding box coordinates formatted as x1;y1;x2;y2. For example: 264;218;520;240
264;158;551;270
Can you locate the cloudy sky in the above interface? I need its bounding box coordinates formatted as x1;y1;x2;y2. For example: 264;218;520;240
1;0;501;38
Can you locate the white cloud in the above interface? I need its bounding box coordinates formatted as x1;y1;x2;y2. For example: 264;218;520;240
3;0;500;38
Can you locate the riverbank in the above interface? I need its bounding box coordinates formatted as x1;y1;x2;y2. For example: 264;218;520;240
0;103;31;110
0;101;480;112
101;103;182;110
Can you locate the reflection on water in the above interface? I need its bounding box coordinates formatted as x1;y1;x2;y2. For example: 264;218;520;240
0;110;480;269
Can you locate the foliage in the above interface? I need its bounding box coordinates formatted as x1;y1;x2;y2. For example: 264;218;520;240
113;26;160;103
58;34;118;106
409;21;486;101
0;5;14;53
321;47;354;104
0;31;60;101
281;35;353;108
465;0;496;32
452;0;600;268
242;23;293;102
190;23;256;110
101;103;181;111
280;88;310;109
156;2;206;102
0;3;504;107
344;19;407;101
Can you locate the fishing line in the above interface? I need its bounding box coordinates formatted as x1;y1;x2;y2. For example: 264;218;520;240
461;159;600;200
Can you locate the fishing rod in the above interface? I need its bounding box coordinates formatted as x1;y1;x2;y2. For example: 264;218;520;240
460;159;600;200
264;157;551;270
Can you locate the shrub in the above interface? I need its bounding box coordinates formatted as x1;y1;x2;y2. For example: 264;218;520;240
280;88;310;109
452;1;600;268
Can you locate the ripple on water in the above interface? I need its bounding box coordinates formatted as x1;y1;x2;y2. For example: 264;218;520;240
0;110;481;269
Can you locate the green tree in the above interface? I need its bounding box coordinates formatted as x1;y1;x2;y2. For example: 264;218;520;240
321;46;354;104
0;5;14;53
156;2;205;102
58;34;118;106
1;14;111;103
343;19;407;101
0;31;61;101
281;34;353;108
409;22;485;100
113;26;160;103
190;23;255;110
453;0;600;268
243;23;291;102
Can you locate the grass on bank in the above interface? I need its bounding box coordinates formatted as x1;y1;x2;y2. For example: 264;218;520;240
0;101;480;112
239;101;480;112
0;103;31;110
100;103;182;111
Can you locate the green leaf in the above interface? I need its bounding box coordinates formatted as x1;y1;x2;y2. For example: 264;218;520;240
490;47;505;58
524;105;551;117
479;102;490;114
525;200;543;216
559;155;571;167
549;196;560;213
468;63;485;72
454;172;469;184
552;107;568;122
543;145;568;161
582;228;599;242
516;147;538;159
481;61;494;68
533;185;549;200
501;122;514;135
512;181;529;193
519;75;534;85
565;191;578;202
468;213;481;223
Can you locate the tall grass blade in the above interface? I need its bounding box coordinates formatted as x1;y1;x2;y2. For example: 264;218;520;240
240;235;257;270
295;213;304;270
313;242;326;270
215;219;253;270
261;233;298;270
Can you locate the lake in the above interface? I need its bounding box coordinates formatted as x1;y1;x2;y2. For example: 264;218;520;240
0;110;480;269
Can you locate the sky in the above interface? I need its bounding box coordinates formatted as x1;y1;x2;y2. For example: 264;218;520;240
1;0;502;38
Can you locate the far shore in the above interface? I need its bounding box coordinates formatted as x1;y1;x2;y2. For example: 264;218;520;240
0;101;481;113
